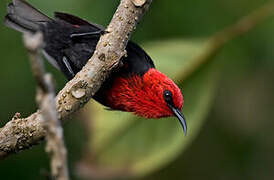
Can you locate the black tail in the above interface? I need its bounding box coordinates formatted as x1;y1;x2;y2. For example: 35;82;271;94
4;0;52;33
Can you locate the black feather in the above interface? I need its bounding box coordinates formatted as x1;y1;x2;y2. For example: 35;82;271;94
4;0;51;33
54;12;104;30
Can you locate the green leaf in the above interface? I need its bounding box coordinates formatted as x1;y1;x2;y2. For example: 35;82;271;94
79;39;221;178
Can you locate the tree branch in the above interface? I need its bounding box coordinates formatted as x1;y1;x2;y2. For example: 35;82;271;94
23;32;69;180
0;0;152;160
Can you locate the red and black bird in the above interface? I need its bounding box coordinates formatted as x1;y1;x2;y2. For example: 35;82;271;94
4;0;187;135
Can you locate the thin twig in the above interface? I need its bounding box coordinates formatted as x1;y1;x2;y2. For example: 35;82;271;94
0;0;152;160
23;32;69;180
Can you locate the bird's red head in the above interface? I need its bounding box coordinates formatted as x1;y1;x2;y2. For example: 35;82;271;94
106;68;187;134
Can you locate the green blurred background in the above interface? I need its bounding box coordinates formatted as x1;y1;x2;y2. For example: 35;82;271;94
0;0;274;179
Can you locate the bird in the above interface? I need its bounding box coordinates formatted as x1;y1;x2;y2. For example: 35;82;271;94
4;0;187;135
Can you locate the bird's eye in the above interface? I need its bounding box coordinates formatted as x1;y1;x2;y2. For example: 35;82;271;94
163;90;174;105
164;90;172;99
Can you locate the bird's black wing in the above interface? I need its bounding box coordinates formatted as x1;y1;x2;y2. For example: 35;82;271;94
43;12;155;80
54;12;104;30
54;12;155;75
41;12;102;79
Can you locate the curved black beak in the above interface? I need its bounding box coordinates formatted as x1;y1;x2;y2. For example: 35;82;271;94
171;107;187;136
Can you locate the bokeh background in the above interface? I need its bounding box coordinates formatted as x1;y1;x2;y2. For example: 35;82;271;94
0;0;274;179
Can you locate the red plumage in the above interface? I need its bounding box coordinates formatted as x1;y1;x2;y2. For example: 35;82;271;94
106;68;183;118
